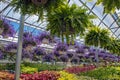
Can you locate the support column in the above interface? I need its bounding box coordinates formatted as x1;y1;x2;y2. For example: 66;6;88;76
15;15;25;80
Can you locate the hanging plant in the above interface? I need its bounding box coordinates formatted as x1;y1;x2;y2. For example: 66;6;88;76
0;18;15;38
55;42;68;54
23;32;36;51
96;0;120;13
36;32;52;44
105;38;120;55
11;0;67;20
42;53;55;62
85;27;110;48
47;4;94;44
5;42;17;53
32;46;46;61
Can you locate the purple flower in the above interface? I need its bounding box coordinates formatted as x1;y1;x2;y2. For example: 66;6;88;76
0;50;3;60
71;56;79;63
35;32;52;44
23;34;36;48
59;54;68;62
76;47;84;53
42;53;55;62
55;42;68;51
0;18;15;37
5;42;17;51
33;47;45;56
67;52;74;58
22;49;33;60
53;51;60;57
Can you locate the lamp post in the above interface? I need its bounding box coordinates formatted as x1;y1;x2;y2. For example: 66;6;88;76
15;14;25;80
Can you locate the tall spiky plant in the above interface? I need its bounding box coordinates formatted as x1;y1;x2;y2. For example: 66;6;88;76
47;3;94;44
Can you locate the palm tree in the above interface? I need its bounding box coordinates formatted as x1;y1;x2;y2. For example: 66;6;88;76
47;3;94;44
11;0;67;20
84;27;110;66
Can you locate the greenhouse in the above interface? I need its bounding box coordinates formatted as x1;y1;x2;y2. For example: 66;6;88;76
0;0;120;80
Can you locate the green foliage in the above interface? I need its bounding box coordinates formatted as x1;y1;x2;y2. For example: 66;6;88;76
22;62;64;72
47;4;94;44
105;38;120;55
21;66;38;74
11;0;67;21
0;64;6;70
96;0;120;13
79;66;120;80
5;63;15;71
85;27;110;48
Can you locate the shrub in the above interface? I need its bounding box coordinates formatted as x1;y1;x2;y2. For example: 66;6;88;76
79;66;120;80
22;62;64;71
64;65;96;74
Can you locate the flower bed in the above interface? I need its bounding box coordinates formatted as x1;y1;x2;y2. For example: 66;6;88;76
79;66;120;80
64;65;96;74
20;71;60;80
0;71;14;80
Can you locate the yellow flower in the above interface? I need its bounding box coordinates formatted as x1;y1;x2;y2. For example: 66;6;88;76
58;71;79;80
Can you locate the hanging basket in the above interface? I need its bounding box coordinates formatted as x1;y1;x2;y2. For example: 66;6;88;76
0;28;4;35
32;0;48;5
42;38;49;44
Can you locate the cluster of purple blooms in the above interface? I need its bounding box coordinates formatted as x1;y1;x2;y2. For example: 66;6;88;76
0;18;15;37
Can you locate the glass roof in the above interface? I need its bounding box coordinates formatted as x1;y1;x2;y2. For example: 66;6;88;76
0;0;120;43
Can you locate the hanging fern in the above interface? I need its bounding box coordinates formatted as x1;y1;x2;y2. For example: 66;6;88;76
11;0;67;20
47;4;94;44
85;27;110;48
96;0;120;13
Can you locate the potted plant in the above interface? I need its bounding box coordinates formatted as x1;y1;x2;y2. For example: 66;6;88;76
36;32;52;44
0;18;15;38
11;0;67;20
47;3;94;44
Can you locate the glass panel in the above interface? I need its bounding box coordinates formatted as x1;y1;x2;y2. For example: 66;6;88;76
114;28;120;36
92;4;105;19
103;14;114;27
99;23;107;29
110;22;118;29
